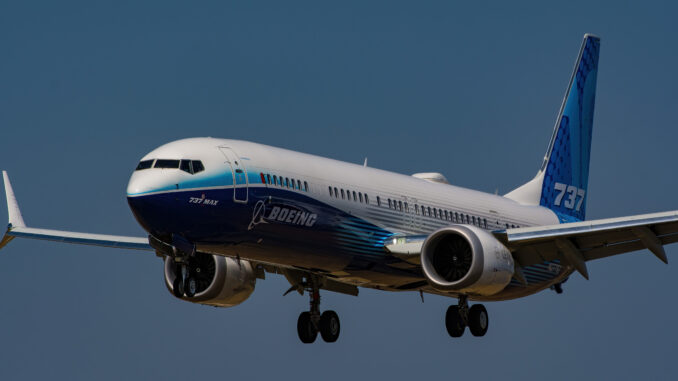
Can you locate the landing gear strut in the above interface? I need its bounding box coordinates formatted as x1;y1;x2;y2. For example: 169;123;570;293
296;276;340;344
445;295;488;338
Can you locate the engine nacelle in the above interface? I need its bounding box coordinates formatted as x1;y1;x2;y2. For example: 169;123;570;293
420;225;514;296
164;252;256;307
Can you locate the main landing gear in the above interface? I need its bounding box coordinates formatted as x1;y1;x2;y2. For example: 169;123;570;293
296;278;341;344
445;295;489;338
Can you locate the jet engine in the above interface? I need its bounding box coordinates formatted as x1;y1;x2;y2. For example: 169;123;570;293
420;225;514;296
164;252;256;307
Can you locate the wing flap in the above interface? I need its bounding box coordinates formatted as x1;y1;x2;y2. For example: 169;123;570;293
496;210;678;270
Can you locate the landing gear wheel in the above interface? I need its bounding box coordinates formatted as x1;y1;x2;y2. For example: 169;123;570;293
297;312;318;344
185;276;197;298
319;310;340;343
445;305;466;337
172;277;185;298
468;304;488;337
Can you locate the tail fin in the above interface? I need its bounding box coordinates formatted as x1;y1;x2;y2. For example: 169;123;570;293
505;34;601;222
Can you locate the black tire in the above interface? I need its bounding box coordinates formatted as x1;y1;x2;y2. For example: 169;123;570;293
185;276;197;298
173;277;184;298
319;310;340;343
297;312;317;344
468;304;489;337
445;305;465;337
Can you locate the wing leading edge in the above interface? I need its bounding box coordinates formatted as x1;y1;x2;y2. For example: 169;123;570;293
1;171;152;252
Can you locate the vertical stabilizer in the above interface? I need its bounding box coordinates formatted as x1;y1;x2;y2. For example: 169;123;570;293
505;34;600;222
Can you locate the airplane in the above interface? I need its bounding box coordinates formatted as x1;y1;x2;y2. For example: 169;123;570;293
2;34;677;344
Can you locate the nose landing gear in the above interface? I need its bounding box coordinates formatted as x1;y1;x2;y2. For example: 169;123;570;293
295;276;341;344
445;295;489;338
171;257;200;298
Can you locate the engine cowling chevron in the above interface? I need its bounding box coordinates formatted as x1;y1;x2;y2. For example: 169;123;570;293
420;225;514;296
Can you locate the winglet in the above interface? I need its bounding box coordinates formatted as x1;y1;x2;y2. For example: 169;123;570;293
3;171;26;229
1;171;25;250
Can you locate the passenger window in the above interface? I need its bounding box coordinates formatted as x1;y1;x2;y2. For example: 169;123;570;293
341;189;345;199
279;177;283;186
472;216;476;225
365;194;369;204
273;175;278;185
334;187;338;197
328;186;333;196
388;199;392;208
377;196;381;206
267;174;272;184
353;191;357;201
285;178;290;188
304;181;308;192
483;218;488;228
359;193;363;203
427;207;432;217
191;161;204;173
404;202;408;212
415;204;419;215
421;205;425;216
155;159;180;168
444;210;449;220
298;180;301;190
136;160;154;170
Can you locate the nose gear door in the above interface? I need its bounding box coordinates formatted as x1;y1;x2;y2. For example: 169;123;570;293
219;147;248;203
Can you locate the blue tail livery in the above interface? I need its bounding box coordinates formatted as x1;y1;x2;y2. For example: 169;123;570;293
506;34;600;222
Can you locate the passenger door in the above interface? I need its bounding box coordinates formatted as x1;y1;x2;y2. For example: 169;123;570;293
219;147;248;203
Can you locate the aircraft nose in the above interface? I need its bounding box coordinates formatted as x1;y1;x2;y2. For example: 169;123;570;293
126;171;147;196
126;170;181;196
126;170;180;236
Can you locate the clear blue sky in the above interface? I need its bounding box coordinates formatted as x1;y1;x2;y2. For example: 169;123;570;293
1;1;677;379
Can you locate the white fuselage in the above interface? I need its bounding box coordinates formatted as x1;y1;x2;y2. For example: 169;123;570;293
126;138;566;301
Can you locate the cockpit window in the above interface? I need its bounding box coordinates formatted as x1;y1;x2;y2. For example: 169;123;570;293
180;160;192;173
192;160;204;173
154;159;180;169
136;160;154;170
137;158;204;174
177;159;205;174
